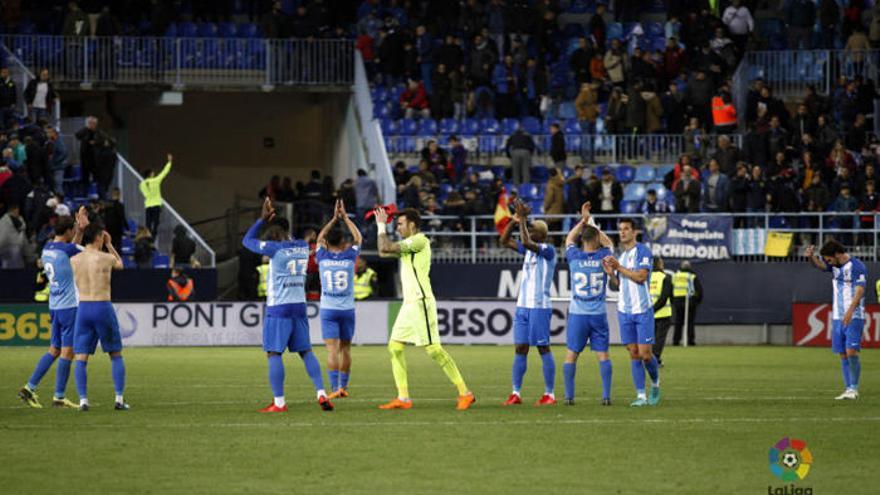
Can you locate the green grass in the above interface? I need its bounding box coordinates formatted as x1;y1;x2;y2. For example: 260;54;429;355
0;345;877;494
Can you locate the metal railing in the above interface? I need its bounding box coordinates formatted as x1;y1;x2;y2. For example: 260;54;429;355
1;43;61;127
1;35;353;90
740;49;880;98
410;212;879;264
354;50;396;204
384;133;742;164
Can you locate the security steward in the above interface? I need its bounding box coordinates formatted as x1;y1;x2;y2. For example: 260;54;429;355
353;257;377;301
167;267;194;302
650;256;673;366
672;260;703;346
256;256;269;300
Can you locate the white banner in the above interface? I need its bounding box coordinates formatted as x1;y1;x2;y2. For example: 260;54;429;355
115;302;389;347
113;300;624;347
431;300;621;345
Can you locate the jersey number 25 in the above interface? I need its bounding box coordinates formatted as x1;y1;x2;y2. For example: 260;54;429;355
573;272;604;297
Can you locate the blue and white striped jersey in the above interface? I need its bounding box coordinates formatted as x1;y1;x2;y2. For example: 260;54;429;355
516;241;556;309
41;242;82;310
316;245;359;311
828;257;867;321
566;245;612;315
616;243;653;315
243;219;309;317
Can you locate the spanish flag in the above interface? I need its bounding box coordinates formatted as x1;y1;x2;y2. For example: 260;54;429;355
494;186;512;235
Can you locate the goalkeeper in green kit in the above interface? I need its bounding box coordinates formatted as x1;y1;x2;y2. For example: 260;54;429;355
373;207;476;411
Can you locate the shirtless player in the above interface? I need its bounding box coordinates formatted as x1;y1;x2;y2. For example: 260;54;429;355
70;223;127;411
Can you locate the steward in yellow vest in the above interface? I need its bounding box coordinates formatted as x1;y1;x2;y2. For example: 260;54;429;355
256;261;269;299
34;270;49;302
672;261;702;346
650;257;674;365
354;258;377;300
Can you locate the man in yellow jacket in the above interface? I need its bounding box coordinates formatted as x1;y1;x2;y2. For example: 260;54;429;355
139;153;172;238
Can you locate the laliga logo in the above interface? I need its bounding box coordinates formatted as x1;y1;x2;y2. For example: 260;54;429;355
796;304;830;346
644;217;667;241
769;437;812;482
116;308;138;338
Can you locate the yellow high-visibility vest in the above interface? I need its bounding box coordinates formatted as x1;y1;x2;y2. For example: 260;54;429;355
34;272;49;303
673;271;696;298
354;268;376;300
875;279;880;302
256;264;269;298
650;271;672;319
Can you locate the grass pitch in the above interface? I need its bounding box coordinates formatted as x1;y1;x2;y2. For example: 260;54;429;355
1;345;877;494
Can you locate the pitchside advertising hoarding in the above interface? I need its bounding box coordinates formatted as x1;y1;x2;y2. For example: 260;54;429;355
791;303;880;348
0;301;622;347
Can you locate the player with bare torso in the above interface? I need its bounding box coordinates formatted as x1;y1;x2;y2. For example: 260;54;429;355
70;222;127;411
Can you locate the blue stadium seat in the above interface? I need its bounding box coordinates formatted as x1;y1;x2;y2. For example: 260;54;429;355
623;183;646;202
559;102;577;120
418;119;438;137
218;22;237;37
491;167;507;180
500;118;519;135
178;22;198;38
606;22;623;41
164;23;178;37
401;137;417;153
198;22;218;37
121;238;134;256
634;166;656;182
152;254;170;269
371;86;388;103
123;256;136;269
389;84;405;101
522;117;541;135
127;219;137;233
532;165;549;183
620;201;639;214
530;200;544;215
645;22;664;38
656;164;675;179
616;165;636;183
564;135;582;153
438;183;453;200
481;118;500;134
542;120;556;133
564;119;581;134
647;183;669;201
399;118;418;135
439;118;460;134
462;118;481;135
518;183;538;200
478;135;502;153
237;23;259;38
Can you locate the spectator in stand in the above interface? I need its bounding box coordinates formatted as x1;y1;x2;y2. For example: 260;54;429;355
259;175;281;200
134;226;155;269
729;163;749;223
338;178;356;213
746;165;768;218
549;123;566;169
23;135;49;188
415;160;437;190
94;131;117;199
712;135;741;177
786;0;817;49
722;0;754;52
827;141;856;177
171;225;197;268
2;167;31;215
431;63;453;119
589;52;608;84
604;87;627;134
685;71;713;131
45;127;67;194
415;25;433;94
505;126;536;185
603;39;626;88
832;166;855;199
846;114;869;152
845;26;871;76
593;168;622;230
804;172;831;213
75;116;99;192
858;180;879;234
701;159;730;213
565;165;589;214
660;38;685;87
574;82;599;137
276;177;296;202
831;184;858;244
101;187;126;254
0;204;29;268
641;189;670;214
674;164;701;213
355;168;379;224
819;0;841;49
0;67;16;129
393;161;410;189
643;87;664;134
421;140;447;179
815;114;840;157
400;79;430;119
543;168;564;236
24;68;57;123
662;83;686;134
856;163;878;196
448;136;467;182
711;90;737;135
625;84;647;134
302;170;323;201
570;37;593;85
767;116;790;161
492;55;519;119
589;3;609;50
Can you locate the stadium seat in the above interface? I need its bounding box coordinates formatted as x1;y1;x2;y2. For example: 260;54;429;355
564;135;582;153
656;164;675;180
198;22;218;37
237;23;259;38
178;22;198;38
518;183;538;200
623;183;646;202
439;118;460;135
399;118;418;135
478;135;503;153
558;102;577;120
522;117;541;134
606;22;623;40
481;118;500;134
616;165;636;183
123;256;136;269
491;166;507;179
647;183;669;201
121;238;134;256
462;118;481;135
634;166;656;183
127;219;137;233
645;22;664;38
371;86;388;103
620;200;639;214
418;119;438;137
218;22;237;37
152;254;170;269
530;200;544;215
164;23;178;37
563;119;581;134
438;183;453;200
500;118;519;134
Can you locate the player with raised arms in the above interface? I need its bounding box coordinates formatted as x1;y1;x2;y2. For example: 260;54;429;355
603;218;661;407
805;240;867;400
563;202;616;406
316;199;362;399
374;206;475;410
70;222;128;411
499;199;557;406
18;208;89;409
243;197;333;413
